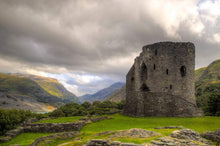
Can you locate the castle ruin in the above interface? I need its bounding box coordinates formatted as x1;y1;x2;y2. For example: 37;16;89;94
123;42;202;117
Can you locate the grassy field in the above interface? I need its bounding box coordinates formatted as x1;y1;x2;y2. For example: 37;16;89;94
0;133;54;146
82;114;220;133
1;114;220;146
35;116;83;123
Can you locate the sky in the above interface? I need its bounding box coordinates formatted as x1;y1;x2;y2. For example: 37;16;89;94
0;0;219;96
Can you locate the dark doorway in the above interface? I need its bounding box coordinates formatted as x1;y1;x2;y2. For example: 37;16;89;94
140;83;150;92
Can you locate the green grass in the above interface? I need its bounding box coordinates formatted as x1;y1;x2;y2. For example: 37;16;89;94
2;114;220;145
81;114;220;133
0;133;54;146
35;116;83;123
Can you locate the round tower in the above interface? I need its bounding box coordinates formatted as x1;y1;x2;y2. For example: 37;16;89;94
123;42;203;117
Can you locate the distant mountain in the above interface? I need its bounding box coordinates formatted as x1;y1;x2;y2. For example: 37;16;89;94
13;74;79;103
107;85;126;102
79;82;125;102
195;59;220;108
0;73;79;112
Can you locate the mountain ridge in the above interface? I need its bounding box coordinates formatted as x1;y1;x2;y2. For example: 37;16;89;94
12;73;79;103
79;82;125;102
0;73;79;112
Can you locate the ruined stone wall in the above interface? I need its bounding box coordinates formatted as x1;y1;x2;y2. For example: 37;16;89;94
124;42;202;117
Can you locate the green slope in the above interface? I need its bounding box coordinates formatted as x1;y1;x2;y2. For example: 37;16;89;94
80;82;124;102
0;73;49;98
195;67;207;81
107;85;126;102
195;59;220;111
13;74;79;103
0;73;77;108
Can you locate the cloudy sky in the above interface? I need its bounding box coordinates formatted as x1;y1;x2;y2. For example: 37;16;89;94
0;0;219;96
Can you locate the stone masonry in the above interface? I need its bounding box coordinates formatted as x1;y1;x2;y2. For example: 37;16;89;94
123;42;202;117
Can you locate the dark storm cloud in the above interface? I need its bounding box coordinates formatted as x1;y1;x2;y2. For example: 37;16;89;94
0;0;219;95
0;0;168;73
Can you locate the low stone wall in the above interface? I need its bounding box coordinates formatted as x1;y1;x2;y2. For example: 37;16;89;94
85;139;143;146
30;132;79;146
23;121;85;133
0;116;110;143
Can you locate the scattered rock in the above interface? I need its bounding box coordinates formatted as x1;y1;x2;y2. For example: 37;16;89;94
170;129;211;144
94;131;115;136
154;126;184;129
149;129;213;146
150;140;165;145
109;128;162;138
89;116;110;123
110;141;121;146
21;118;39;126
23;121;86;133
0;136;11;143
85;139;146;146
86;139;110;146
4;127;24;138
201;128;220;143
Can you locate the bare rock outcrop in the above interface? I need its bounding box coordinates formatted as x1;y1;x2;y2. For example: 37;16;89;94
201;128;220;143
151;129;213;146
109;128;162;138
85;139;145;146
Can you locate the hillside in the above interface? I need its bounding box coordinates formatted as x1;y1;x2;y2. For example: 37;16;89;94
195;67;207;81
80;82;125;102
195;59;220;110
13;74;79;103
0;73;78;112
107;85;126;102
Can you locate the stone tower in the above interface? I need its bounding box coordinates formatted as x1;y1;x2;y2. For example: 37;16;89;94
123;42;202;117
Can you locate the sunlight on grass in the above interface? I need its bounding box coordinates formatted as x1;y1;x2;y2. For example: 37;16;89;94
81;114;220;133
1;133;54;146
35;116;83;123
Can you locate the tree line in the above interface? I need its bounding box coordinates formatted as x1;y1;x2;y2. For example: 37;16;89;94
0;100;125;135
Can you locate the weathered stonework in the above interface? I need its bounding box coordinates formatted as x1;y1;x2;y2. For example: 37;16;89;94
123;42;202;117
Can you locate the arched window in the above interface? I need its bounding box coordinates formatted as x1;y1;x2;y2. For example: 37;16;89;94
154;64;156;70
155;49;157;55
166;69;169;75
140;83;150;92
141;63;147;80
180;66;186;77
131;77;134;81
170;84;172;89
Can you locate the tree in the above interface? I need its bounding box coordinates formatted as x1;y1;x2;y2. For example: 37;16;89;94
49;109;65;117
205;93;220;116
82;101;91;109
92;100;101;106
